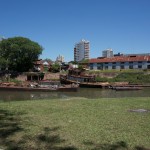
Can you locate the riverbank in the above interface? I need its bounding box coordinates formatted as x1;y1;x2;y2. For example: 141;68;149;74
0;97;150;150
14;70;150;83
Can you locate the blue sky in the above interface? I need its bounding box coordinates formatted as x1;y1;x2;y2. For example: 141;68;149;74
1;0;150;61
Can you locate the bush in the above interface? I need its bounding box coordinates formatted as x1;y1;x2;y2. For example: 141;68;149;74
95;76;109;82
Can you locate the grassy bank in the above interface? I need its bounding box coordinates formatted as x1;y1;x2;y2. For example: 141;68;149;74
0;97;150;150
95;72;150;84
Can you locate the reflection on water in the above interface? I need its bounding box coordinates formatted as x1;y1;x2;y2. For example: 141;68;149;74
0;88;150;101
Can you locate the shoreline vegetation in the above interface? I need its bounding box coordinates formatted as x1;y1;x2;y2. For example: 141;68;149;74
88;70;150;84
0;97;150;150
0;70;150;86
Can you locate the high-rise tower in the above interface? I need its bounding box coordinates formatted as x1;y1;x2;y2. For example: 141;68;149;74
102;49;113;58
74;39;90;62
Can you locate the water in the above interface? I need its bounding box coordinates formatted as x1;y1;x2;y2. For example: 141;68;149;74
0;88;150;101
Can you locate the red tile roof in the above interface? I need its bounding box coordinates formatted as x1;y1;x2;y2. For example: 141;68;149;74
89;55;150;63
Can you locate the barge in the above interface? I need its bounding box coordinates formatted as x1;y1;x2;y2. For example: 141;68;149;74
0;81;78;92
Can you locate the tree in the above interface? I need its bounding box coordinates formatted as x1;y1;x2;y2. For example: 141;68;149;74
78;59;89;69
50;63;60;73
44;58;53;63
0;57;7;70
79;59;89;63
0;37;43;72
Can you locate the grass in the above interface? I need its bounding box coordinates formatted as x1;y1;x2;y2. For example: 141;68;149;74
95;72;150;84
0;97;150;150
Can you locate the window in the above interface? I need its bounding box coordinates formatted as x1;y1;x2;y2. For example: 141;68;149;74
138;61;142;63
121;65;124;69
138;65;142;69
97;63;103;70
105;62;108;64
90;64;93;70
90;66;93;70
147;65;150;69
97;66;101;70
105;66;108;70
129;61;133;64
112;66;116;69
112;62;116;64
129;65;133;69
121;62;124;64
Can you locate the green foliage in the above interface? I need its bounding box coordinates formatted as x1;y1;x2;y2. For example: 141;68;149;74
69;61;78;64
0;37;43;72
0;57;7;69
78;65;83;70
111;73;150;84
50;63;60;72
95;76;109;82
94;72;150;84
79;59;89;63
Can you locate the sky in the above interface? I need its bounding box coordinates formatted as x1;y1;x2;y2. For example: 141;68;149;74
1;0;150;61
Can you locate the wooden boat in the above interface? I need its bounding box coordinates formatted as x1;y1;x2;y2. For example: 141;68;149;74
112;86;143;91
60;69;109;88
0;86;78;92
0;81;78;92
0;85;78;92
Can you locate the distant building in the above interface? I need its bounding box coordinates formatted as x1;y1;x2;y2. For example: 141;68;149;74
89;55;150;70
114;52;123;57
56;55;64;63
74;39;90;62
102;49;113;58
33;59;51;72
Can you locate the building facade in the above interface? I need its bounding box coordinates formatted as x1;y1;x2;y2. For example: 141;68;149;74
56;55;64;63
74;39;90;62
89;55;150;70
102;49;113;58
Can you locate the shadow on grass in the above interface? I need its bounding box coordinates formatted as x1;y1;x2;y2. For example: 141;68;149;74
0;109;23;147
0;109;77;150
15;126;77;150
1;108;149;150
83;140;150;150
34;127;77;150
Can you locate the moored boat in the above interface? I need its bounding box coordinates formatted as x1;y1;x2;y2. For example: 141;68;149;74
112;86;143;91
0;81;78;92
60;69;110;88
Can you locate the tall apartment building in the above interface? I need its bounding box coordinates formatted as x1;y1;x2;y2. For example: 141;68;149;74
102;49;113;58
74;39;90;62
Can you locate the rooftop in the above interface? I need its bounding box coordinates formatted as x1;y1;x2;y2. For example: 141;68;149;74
89;55;150;63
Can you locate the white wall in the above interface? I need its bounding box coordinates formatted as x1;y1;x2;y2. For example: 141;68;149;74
89;61;150;70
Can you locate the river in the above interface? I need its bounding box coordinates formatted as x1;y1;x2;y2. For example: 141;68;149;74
0;88;150;101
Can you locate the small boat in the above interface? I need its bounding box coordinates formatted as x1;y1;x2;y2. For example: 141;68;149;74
112;86;143;91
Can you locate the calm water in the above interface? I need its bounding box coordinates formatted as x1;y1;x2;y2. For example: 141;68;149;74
0;88;150;101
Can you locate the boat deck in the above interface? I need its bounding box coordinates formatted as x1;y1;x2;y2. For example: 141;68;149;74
0;85;78;92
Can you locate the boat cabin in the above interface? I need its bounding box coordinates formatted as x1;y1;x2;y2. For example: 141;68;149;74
67;69;96;83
